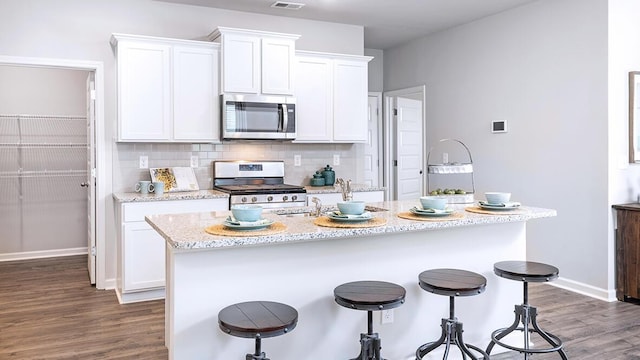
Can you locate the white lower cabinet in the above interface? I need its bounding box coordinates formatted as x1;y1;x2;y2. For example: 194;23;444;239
306;191;384;206
116;198;228;303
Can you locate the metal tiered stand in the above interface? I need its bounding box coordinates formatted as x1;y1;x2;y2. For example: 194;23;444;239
426;139;475;203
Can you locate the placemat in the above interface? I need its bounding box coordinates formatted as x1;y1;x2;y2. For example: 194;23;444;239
397;211;465;221
313;216;388;228
204;222;287;237
465;206;530;215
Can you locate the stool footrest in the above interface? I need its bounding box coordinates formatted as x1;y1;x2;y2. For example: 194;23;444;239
416;318;489;360
486;304;568;359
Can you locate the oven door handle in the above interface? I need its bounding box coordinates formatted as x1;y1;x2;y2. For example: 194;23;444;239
280;104;288;132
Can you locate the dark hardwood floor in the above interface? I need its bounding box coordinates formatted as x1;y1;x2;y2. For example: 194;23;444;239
1;255;640;359
0;255;166;359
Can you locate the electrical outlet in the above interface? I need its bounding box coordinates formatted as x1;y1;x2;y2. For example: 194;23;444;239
442;152;449;164
139;156;148;169
190;156;199;168
333;154;340;166
294;154;301;166
381;309;394;324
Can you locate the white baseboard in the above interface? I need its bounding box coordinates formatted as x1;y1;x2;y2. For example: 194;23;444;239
0;247;88;262
103;278;116;290
551;277;617;302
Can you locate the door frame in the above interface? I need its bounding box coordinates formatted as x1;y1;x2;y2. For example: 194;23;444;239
383;85;426;201
367;92;383;187
0;55;107;289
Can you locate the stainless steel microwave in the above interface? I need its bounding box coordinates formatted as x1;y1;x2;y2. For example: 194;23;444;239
221;94;296;140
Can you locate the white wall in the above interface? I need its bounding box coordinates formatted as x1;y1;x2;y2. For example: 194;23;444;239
385;0;611;297
365;48;384;92
0;0;364;285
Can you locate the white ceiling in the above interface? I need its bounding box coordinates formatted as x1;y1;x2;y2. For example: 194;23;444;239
155;0;538;49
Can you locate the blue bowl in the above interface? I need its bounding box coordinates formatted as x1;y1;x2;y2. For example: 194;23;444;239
420;196;447;210
337;201;366;215
231;205;263;222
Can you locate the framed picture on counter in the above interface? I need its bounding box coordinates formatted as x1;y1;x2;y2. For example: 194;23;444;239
150;167;199;192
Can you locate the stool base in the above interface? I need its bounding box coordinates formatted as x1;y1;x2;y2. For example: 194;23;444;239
349;310;385;360
416;317;489;360
486;304;568;359
246;352;268;360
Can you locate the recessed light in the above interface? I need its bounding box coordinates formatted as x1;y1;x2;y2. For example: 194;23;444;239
271;1;305;10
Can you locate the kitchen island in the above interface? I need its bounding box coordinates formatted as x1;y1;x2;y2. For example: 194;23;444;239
146;200;556;360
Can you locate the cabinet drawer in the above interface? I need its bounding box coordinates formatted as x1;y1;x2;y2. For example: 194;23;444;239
122;198;227;222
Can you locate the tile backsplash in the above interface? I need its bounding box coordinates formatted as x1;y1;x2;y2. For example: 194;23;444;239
113;142;364;193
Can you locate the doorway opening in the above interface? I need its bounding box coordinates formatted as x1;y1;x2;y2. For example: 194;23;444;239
383;86;426;200
0;56;105;288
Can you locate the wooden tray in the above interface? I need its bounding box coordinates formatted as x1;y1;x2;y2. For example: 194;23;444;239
205;222;287;237
313;216;387;228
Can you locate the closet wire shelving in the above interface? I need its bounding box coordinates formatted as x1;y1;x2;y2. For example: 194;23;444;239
0;114;88;253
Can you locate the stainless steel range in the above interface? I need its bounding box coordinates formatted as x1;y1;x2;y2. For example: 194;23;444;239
213;160;306;208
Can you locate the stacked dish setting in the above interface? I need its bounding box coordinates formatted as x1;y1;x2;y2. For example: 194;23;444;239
225;205;274;230
411;196;454;217
327;201;372;222
478;192;521;210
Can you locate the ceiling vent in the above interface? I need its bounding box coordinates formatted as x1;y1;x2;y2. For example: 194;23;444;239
271;1;305;10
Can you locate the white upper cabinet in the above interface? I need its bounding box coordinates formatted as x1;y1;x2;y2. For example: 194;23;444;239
294;51;372;143
209;27;299;96
173;45;219;141
115;40;172;141
111;34;220;143
295;55;333;142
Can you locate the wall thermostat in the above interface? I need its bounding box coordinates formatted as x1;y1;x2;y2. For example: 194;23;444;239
492;120;507;133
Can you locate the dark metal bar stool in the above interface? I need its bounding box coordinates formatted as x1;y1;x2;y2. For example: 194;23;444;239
416;268;490;360
334;280;406;360
486;261;568;359
218;301;298;360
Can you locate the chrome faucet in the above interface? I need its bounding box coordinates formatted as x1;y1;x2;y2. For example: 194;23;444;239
311;197;323;217
335;178;353;201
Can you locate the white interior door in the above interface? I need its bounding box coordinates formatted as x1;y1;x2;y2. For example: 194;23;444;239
86;73;96;284
395;97;423;200
364;94;381;186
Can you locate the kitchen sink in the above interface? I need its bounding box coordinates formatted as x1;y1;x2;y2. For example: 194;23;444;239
274;205;388;217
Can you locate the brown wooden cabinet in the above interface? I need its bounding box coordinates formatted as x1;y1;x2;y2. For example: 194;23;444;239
613;203;640;301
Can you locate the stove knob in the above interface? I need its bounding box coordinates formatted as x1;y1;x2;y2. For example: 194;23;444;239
251;196;257;203
282;195;289;201
241;197;247;203
292;195;298;201
267;196;273;202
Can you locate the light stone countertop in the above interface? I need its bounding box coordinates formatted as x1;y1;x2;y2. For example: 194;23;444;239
112;189;229;203
304;184;385;194
145;200;556;251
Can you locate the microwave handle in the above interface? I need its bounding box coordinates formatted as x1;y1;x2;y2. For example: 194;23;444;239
280;104;289;132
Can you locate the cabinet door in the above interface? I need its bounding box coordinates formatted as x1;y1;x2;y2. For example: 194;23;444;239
333;59;369;142
261;37;295;95
122;222;165;292
117;41;171;141
221;34;260;94
173;45;220;141
294;56;333;142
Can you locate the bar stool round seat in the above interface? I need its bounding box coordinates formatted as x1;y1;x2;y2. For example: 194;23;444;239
334;280;406;360
218;301;298;360
416;269;490;360
486;261;568;359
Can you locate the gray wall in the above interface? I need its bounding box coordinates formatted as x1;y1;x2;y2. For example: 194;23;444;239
385;0;610;296
0;0;365;284
365;48;384;92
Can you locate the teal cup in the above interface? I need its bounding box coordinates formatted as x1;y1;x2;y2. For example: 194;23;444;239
135;180;152;194
153;181;165;196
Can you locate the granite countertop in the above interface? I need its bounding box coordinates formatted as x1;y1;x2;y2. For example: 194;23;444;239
113;189;229;203
145;200;556;250
304;184;386;194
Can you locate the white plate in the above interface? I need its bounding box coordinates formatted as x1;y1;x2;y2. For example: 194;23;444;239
223;218;274;230
410;207;454;217
326;211;373;222
478;201;521;211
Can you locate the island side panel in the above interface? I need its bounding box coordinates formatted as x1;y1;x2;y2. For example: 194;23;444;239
166;221;526;360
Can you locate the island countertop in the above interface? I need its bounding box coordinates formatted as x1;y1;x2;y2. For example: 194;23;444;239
145;200;556;250
113;189;228;203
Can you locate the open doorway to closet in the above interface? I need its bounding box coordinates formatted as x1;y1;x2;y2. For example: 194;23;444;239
0;58;105;288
